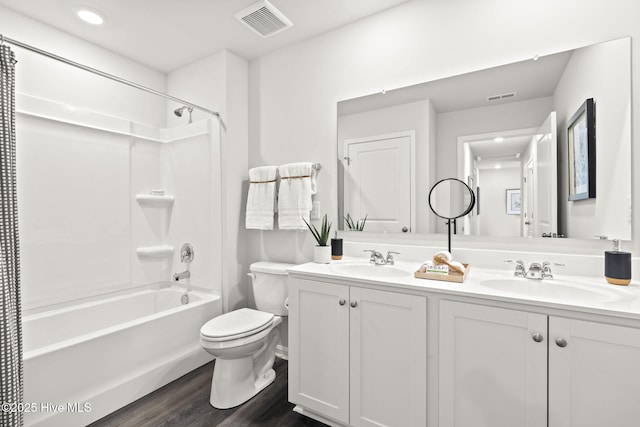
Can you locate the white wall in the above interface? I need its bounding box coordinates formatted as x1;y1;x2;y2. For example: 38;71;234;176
554;37;632;240
248;0;640;260
167;50;249;312
0;6;166;127
478;167;521;237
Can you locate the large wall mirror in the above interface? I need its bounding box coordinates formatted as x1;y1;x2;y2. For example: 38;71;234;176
337;37;631;241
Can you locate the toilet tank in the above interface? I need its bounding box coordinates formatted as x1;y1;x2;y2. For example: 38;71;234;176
249;261;296;316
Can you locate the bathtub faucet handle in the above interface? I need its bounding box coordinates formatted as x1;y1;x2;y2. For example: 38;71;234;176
180;243;194;263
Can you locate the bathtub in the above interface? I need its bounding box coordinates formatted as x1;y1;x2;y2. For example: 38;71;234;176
22;285;221;427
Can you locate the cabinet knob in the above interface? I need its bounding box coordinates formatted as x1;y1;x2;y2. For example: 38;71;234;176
532;332;544;343
339;299;346;306
350;301;358;308
555;337;568;348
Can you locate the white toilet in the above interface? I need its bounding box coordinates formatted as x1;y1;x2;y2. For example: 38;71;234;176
200;261;294;409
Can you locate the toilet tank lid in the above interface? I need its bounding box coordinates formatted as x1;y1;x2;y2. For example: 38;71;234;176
250;261;297;275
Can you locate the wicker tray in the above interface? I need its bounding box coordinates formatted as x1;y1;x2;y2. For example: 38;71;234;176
414;264;470;283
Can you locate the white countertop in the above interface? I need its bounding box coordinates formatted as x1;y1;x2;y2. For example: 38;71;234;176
288;257;640;321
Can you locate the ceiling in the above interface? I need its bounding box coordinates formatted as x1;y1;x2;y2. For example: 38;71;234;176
0;0;409;73
338;49;572;116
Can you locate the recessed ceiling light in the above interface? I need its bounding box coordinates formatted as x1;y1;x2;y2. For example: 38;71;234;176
77;8;104;25
494;137;504;143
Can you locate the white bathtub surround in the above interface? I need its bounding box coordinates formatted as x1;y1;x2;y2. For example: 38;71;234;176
23;285;221;427
245;165;278;230
16;94;222;310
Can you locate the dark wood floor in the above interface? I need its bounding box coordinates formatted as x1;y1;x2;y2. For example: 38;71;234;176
90;358;326;427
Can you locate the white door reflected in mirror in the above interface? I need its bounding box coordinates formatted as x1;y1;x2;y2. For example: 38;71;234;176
343;131;415;233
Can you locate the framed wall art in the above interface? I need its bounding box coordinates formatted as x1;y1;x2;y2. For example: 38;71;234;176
506;189;521;215
568;98;596;201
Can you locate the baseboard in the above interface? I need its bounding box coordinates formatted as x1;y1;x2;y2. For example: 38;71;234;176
293;405;344;427
275;344;288;360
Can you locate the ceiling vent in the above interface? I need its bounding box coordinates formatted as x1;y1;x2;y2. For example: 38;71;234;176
486;92;518;102
235;0;293;38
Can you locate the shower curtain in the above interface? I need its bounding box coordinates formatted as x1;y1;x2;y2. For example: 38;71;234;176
0;44;23;427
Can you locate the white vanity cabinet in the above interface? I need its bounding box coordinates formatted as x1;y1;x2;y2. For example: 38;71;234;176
439;300;640;427
548;316;640;427
288;276;427;427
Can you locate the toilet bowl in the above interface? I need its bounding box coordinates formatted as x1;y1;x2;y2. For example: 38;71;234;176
199;262;294;409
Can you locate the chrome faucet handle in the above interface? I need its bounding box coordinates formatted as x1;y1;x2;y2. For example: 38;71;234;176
541;262;554;279
386;251;400;265
512;259;526;277
364;249;386;265
364;249;382;263
180;242;194;263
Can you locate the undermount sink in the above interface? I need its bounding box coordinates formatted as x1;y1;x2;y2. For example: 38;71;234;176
480;278;628;302
329;263;411;278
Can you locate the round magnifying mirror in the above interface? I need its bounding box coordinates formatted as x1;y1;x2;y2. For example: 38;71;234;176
428;178;476;220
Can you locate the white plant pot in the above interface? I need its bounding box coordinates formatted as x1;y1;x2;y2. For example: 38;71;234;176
314;245;332;264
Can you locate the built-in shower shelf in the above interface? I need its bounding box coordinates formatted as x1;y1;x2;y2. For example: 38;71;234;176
136;194;175;207
136;245;174;260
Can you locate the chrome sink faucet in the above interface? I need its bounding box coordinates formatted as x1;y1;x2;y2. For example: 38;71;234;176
365;250;386;265
364;250;401;265
527;262;543;280
509;259;561;280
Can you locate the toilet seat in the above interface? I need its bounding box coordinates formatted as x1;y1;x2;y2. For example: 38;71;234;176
201;308;274;342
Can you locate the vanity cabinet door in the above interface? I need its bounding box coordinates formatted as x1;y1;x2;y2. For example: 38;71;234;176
349;287;427;427
439;301;547;427
548;317;640;427
288;277;350;424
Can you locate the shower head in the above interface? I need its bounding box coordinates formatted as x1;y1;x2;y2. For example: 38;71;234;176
174;106;193;123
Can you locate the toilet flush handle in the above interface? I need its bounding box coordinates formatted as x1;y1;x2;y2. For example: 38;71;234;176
247;272;256;279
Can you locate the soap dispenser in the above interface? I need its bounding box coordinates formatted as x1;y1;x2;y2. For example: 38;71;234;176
605;239;631;286
331;231;343;260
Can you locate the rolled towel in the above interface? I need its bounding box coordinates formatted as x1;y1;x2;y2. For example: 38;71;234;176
448;261;466;275
433;250;453;264
433;251;466;275
245;166;278;230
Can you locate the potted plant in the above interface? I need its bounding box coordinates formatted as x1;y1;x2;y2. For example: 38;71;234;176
303;214;332;263
345;213;368;231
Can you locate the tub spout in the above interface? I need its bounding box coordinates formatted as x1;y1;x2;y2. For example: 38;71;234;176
173;270;190;282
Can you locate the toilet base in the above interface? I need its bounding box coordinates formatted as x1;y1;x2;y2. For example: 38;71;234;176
210;356;276;409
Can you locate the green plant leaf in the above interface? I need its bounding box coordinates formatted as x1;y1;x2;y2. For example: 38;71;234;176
303;214;332;246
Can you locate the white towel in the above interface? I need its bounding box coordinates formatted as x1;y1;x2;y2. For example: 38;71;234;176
245;166;278;230
277;162;317;230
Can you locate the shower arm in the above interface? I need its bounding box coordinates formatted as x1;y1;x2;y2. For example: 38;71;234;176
1;34;223;124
